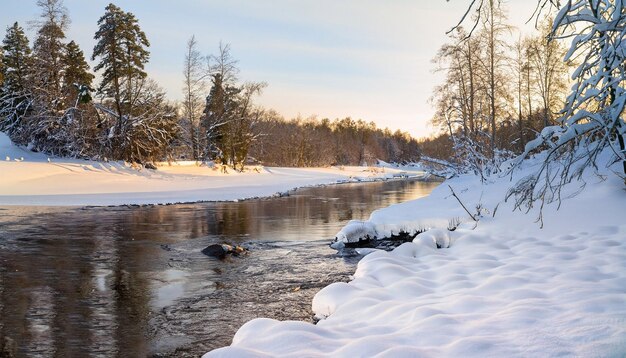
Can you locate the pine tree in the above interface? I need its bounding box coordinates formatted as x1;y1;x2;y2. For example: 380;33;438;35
62;40;94;106
92;4;177;163
92;3;149;119
92;3;153;161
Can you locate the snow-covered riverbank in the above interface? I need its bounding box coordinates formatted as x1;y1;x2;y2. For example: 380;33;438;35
0;132;427;206
207;151;626;357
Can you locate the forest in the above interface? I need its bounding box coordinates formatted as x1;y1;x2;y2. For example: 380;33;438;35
420;4;572;170
0;1;420;170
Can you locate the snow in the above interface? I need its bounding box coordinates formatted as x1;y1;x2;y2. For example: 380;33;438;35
0;132;428;206
206;150;626;357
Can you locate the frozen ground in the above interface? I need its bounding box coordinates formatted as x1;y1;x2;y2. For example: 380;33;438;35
207;150;626;357
0;132;426;206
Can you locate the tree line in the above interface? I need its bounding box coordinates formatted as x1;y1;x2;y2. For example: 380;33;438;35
0;0;420;168
251;115;419;167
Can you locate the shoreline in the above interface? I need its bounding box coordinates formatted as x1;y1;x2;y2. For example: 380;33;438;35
0;169;437;208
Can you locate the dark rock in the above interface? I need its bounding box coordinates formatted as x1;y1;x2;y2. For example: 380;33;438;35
145;162;157;170
202;244;247;259
202;244;227;259
336;230;423;254
343;237;373;248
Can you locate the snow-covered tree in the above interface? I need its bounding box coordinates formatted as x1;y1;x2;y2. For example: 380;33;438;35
0;22;32;137
201;42;262;168
505;1;626;219
92;3;177;163
31;0;68;111
1;23;31;96
0;49;4;87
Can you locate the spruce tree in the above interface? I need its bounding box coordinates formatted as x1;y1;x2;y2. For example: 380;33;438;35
0;22;32;135
202;73;226;161
1;22;32;95
62;40;94;106
32;21;66;110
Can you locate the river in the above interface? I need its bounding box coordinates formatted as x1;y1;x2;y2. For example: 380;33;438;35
0;179;439;357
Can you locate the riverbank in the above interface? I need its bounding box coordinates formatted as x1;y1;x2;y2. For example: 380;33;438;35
0;132;427;206
207;150;626;357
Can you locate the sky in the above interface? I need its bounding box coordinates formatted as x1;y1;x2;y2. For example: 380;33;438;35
0;0;540;138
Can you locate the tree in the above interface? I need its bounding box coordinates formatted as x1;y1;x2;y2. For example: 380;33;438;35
92;3;149;122
0;48;4;88
227;81;266;169
0;22;32;136
455;0;626;221
526;19;569;130
31;0;69;110
122;78;178;162
201;42;265;169
34;0;69;28
61;40;94;106
208;41;239;87
1;22;31;96
182;35;207;160
512;37;527;152
478;0;512;152
202;72;227;161
507;0;626;217
92;3;157;162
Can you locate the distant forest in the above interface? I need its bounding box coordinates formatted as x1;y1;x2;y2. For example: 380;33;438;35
0;1;419;169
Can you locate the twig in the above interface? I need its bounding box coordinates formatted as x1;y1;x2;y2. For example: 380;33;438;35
448;185;477;221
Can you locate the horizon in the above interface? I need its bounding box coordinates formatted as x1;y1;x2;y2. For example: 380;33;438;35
1;0;538;139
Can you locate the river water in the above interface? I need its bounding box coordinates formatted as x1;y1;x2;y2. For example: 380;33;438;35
0;179;439;357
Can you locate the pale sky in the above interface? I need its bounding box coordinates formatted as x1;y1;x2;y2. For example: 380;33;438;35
1;0;539;138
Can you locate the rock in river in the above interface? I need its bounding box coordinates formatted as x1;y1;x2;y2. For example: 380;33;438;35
202;244;247;259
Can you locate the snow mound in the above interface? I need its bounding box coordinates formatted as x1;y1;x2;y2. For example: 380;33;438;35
0;132;45;162
331;220;378;248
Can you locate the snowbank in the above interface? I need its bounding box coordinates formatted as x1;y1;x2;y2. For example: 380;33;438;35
0;132;427;206
206;151;626;357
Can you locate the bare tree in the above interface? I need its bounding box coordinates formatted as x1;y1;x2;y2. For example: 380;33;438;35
453;0;626;222
526;19;570;129
478;0;512;152
208;41;239;87
182;35;207;160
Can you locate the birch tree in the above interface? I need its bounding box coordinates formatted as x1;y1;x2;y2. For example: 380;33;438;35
182;35;206;160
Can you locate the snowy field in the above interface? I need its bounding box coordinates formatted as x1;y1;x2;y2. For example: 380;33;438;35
0;132;426;206
207;151;626;357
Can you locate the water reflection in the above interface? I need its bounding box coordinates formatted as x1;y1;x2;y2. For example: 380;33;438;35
0;180;439;357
